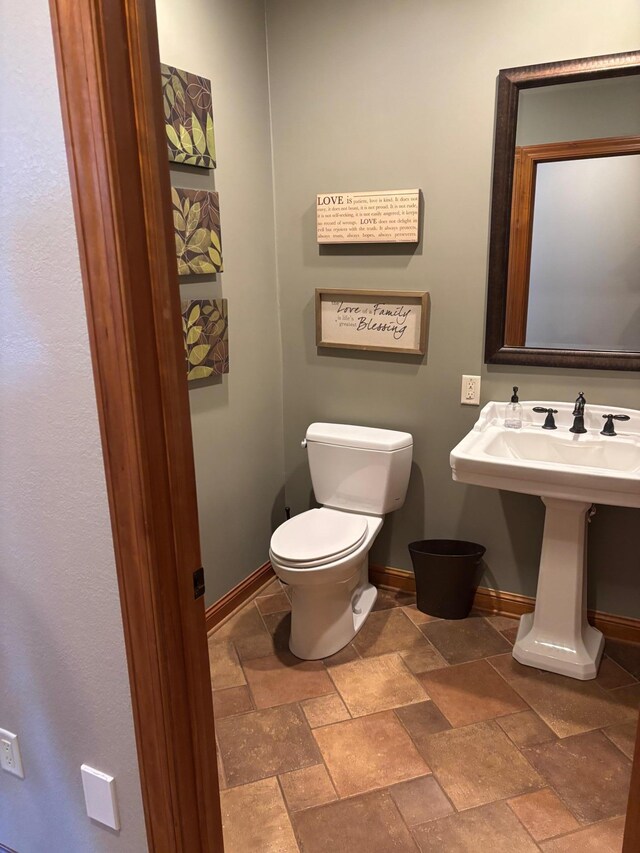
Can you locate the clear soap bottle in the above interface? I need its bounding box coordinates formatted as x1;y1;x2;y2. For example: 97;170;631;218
505;386;523;429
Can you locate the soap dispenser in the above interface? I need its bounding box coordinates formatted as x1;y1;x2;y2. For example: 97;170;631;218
505;386;523;429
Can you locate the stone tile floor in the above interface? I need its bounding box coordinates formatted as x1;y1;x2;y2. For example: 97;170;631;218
209;579;639;852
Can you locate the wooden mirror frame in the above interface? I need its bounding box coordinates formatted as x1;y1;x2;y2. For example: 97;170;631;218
485;50;640;370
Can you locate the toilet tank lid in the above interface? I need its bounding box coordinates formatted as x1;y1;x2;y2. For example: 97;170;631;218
306;423;413;451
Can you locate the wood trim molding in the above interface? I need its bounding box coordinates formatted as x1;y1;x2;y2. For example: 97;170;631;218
49;0;222;850
504;136;640;347
370;564;640;644
370;564;416;593
206;562;275;633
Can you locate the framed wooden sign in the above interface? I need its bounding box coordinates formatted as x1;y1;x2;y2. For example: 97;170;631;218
316;289;429;355
316;189;420;243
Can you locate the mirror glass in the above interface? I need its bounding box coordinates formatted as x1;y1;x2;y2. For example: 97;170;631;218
525;153;640;351
485;52;640;370
514;77;640;353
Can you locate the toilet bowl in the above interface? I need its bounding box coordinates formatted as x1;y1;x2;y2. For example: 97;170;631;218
269;423;413;660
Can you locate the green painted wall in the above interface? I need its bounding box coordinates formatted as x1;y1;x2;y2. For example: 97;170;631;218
265;0;640;617
156;0;286;604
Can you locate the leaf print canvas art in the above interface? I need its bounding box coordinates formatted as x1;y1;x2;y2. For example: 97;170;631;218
161;63;216;168
172;187;223;275
182;299;229;381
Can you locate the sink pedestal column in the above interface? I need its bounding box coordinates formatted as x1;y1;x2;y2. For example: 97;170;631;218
513;497;604;680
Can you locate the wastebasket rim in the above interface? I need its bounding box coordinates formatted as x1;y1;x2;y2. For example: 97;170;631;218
408;539;486;556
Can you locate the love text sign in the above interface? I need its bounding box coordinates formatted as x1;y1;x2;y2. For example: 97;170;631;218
316;189;420;243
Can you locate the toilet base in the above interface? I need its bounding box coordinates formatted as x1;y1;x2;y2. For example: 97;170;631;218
288;559;376;660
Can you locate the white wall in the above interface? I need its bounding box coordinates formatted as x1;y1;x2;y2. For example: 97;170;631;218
0;1;147;850
155;0;286;604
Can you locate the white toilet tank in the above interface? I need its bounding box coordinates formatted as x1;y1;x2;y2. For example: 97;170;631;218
306;423;413;515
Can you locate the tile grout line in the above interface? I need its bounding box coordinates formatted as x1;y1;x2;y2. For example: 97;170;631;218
209;588;638;846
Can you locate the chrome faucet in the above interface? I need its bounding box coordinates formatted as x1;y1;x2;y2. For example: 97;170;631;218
570;392;587;434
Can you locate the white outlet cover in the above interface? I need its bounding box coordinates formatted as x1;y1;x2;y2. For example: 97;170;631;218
81;765;120;830
0;728;24;778
461;374;481;406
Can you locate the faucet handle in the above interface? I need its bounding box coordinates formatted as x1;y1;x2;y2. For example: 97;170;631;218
533;407;558;430
601;414;630;436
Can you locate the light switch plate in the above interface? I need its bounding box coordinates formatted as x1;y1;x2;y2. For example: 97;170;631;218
81;765;120;830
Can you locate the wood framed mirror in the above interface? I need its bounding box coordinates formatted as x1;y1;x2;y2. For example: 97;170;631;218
485;50;640;370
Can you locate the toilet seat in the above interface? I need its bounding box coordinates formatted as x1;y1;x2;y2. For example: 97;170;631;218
270;508;368;568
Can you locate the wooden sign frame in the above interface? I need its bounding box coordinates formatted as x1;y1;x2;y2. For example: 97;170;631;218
315;289;429;355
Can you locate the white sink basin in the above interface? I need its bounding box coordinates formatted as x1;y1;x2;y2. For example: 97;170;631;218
451;401;640;508
450;400;640;681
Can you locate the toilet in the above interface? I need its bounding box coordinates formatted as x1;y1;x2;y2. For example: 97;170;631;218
269;423;413;660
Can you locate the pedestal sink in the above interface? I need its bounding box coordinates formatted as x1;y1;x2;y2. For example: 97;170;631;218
450;401;640;680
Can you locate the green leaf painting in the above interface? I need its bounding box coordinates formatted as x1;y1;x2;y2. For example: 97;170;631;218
172;187;223;275
181;299;229;381
160;63;216;168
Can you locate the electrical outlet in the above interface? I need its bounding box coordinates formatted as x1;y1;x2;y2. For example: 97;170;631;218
0;729;24;778
461;374;481;406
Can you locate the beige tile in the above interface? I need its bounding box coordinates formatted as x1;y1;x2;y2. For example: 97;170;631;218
371;587;416;611
329;653;427;717
603;720;638;759
540;815;626;852
353;608;430;658
257;578;281;596
233;631;275;662
209;639;246;690
301;693;350;728
605;639;640;678
597;656;638;690
279;764;337;812
417;720;544;810
242;651;333;709
489;652;636;737
292;789;418;853
389;775;453;826
395;700;451;740
421;617;512;664
507;788;580;842
609;681;640;711
212;685;253;719
523;730;632;824
418;659;527;727
281;580;293;601
413;801;539;853
322;643;360;667
216;745;227;791
261;610;292;654
497;710;557;748
213;602;267;641
313;710;430;797
402;605;440;625
255;592;291;615
399;641;448;675
485;615;520;631
501;626;519;645
216;703;321;787
221;776;298;853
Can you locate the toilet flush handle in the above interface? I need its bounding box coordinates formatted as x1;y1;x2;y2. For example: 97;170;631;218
301;438;307;449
